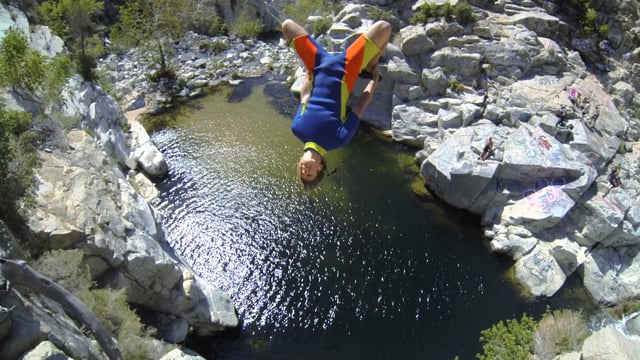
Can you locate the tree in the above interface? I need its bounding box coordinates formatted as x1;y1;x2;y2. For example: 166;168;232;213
38;0;104;80
0;28;45;94
477;313;537;360
0;27;72;107
111;0;195;79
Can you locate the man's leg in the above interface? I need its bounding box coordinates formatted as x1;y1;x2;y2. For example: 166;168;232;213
282;19;308;43
363;20;391;73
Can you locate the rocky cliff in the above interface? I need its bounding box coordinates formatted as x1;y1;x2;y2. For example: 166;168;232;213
0;3;236;359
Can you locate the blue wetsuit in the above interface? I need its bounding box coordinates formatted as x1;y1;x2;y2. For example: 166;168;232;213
289;34;380;157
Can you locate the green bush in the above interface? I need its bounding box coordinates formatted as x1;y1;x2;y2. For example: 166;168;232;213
311;17;333;36
454;1;475;26
609;296;640;319
477;313;537;360
567;0;606;37
77;53;97;81
368;8;395;23
0;28;71;107
411;1;475;25
32;249;94;295
228;2;263;39
477;308;590;360
598;24;609;39
43;53;73;106
85;288;158;359
200;40;229;54
147;66;177;83
534;309;588;359
0;103;38;220
0;28;46;94
282;0;337;25
189;1;227;36
230;16;263;39
448;79;465;93
38;0;104;82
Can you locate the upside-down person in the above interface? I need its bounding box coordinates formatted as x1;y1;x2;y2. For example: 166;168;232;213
282;18;391;189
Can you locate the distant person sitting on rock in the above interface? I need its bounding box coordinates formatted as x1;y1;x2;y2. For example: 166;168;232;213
282;18;391;189
599;39;615;55
568;88;581;108
555;105;569;128
589;105;600;127
603;165;621;197
479;137;494;161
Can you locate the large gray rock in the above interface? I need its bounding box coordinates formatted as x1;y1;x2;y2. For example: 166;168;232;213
479;27;533;79
581;327;640;360
0;4;28;40
431;47;483;78
514;243;566;297
29;25;64;57
421;67;448;97
397;25;436;56
18;341;69;360
582;245;640;305
489;225;537;260
422;125;499;211
160;348;206;360
28;130;238;337
391;104;440;148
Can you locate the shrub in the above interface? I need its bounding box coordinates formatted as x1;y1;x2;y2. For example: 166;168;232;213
147;66;177;83
411;1;475;25
448;79;465;93
609;296;640;319
311;17;333;36
598;24;609;39
189;2;227;36
85;288;157;359
0;104;38;220
454;1;475;26
32;249;94;295
43;54;73;107
230;3;263;39
411;3;438;24
477;313;537;360
534;309;588;359
33;249;166;359
368;7;395;23
0;28;46;94
282;0;337;25
200;40;229;54
230;17;263;39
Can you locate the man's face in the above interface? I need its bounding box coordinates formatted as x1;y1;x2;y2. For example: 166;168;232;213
298;156;323;182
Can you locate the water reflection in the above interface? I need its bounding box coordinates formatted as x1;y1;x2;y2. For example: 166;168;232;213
149;77;578;359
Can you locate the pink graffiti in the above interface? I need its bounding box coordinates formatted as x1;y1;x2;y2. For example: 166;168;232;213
537;135;552;150
524;186;564;212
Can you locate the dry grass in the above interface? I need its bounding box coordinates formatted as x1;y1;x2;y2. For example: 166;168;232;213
533;309;588;360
